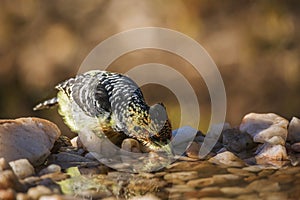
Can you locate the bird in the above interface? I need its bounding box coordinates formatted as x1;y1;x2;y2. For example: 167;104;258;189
34;70;172;151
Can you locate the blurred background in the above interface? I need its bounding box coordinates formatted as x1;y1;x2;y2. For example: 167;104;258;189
0;0;299;136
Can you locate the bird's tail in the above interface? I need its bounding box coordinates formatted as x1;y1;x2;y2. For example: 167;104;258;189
33;97;58;111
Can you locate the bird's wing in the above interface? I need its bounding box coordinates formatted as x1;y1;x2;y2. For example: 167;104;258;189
56;73;111;118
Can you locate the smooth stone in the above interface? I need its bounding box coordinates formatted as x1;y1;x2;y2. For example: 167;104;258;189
208;151;245;167
198;187;222;197
220;187;253;195
27;186;52;200
222;128;256;153
121;138;141;153
0;158;9;171
0;170;21;190
164;171;198;181
239;113;288;145
287;117;300;143
0;189;15;200
0;118;61;166
255;143;287;167
9;159;35;179
39;164;61;176
40;172;69;182
247;179;280;192
39;195;69;200
291;142;300;152
129;194;160;200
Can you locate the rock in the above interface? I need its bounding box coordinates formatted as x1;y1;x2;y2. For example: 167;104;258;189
0;189;15;200
47;152;98;169
0;118;61;166
259;192;288;200
39;164;61;176
222;128;256;153
0;158;10;171
27;186;52;200
187;177;215;188
164;171;198;181
255;143;287;167
129;194;161;200
186;142;200;159
121;138;141;153
220;187;253;196
0;170;22;190
246;179;280;192
239;113;288;145
291;142;300;152
288;117;300;143
9;159;35;179
208;151;245;167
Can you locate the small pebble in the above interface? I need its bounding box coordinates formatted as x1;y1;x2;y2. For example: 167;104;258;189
39;164;61;176
9;159;35;179
27;186;52;200
0;189;15;200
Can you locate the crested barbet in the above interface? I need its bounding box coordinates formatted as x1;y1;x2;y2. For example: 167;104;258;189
34;70;172;151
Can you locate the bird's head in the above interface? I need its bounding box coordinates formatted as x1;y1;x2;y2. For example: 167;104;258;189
146;103;172;151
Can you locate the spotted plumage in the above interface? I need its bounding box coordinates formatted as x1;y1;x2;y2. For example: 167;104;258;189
34;70;172;150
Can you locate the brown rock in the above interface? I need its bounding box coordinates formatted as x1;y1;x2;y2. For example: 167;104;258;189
0;189;15;200
0;170;22;190
0;118;61;166
0;158;10;171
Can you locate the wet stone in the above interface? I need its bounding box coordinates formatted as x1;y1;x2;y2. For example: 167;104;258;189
9;159;35;179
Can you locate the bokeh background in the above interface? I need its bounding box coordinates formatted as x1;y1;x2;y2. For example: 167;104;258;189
0;0;299;136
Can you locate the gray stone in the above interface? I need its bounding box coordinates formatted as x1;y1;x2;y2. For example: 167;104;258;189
39;164;61;176
239;113;288;145
222;128;256;153
0;118;61;166
288;117;300;143
9;159;35;179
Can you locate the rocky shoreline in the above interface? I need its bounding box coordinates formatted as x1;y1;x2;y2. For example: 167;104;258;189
0;113;300;199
